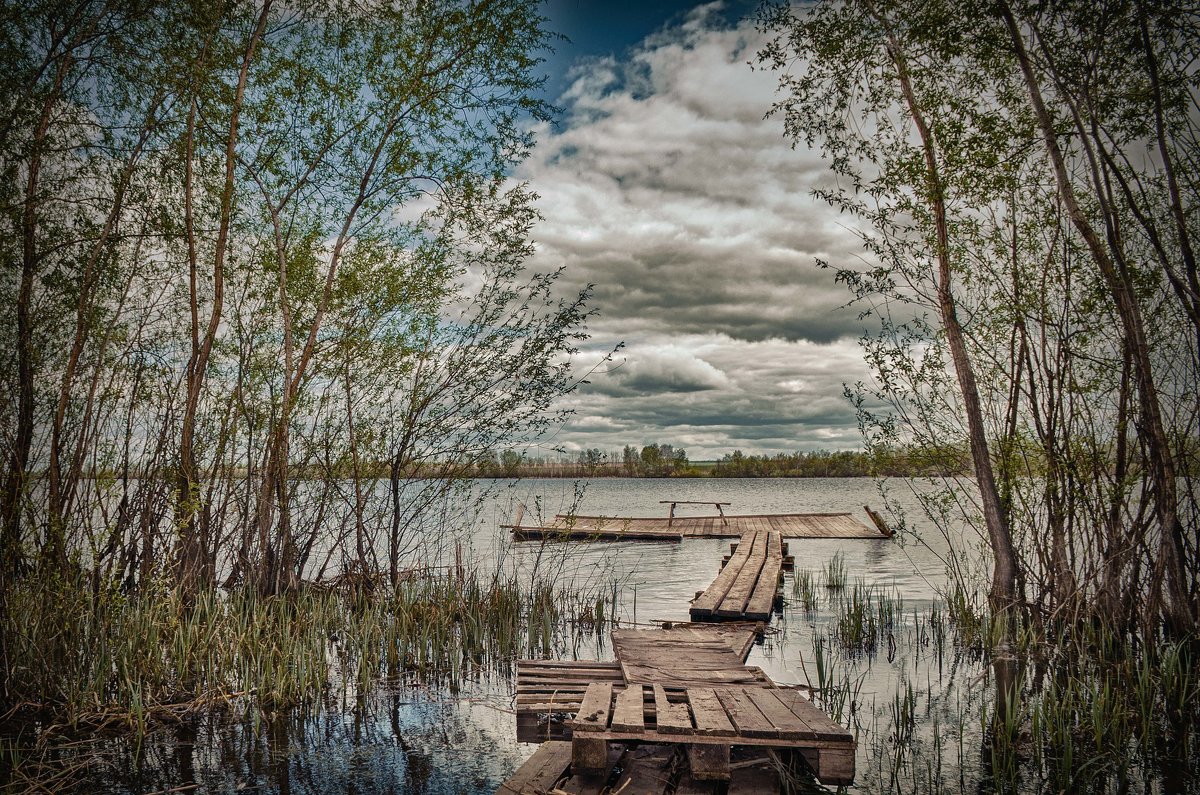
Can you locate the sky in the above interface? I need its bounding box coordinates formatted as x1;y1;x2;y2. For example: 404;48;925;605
519;1;877;460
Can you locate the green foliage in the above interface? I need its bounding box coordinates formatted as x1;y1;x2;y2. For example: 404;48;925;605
0;0;594;595
758;0;1199;639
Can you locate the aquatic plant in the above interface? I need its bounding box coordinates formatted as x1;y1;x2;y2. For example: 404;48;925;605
822;551;848;590
791;569;820;612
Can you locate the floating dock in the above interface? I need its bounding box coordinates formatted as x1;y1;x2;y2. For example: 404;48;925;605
506;624;854;791
507;508;889;541
690;528;784;622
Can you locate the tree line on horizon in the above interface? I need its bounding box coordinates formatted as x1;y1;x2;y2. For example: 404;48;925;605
472;443;974;478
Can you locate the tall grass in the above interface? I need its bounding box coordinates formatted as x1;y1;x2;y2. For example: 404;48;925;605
822;551;847;590
801;590;1198;792
0;564;614;737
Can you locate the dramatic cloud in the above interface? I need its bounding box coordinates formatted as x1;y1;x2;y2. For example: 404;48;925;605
520;5;879;457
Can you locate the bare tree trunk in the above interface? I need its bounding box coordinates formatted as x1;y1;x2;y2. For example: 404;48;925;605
875;12;1021;621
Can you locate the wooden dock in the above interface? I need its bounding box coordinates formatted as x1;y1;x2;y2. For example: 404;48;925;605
507;624;854;789
568;682;853;784
690;529;783;622
516;624;765;742
498;500;884;792
498;741;791;795
507;510;886;541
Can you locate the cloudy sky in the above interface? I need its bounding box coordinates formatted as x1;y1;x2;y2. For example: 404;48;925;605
520;1;876;459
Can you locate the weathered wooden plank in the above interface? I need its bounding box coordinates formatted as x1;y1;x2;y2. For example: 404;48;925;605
621;664;768;687
686;688;736;737
497;741;572;794
512;511;882;540
743;533;783;621
771;689;854;742
744;688;812;740
613;627;767;688
571;682;612;733
653;684;694;734
517;659;619;669
686;744;730;782
690;530;758;616
611;685;645;732
812;746;856;785
572;735;609;773
715;687;778;738
715;530;767;617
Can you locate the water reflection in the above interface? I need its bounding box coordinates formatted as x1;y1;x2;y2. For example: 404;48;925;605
81;681;529;794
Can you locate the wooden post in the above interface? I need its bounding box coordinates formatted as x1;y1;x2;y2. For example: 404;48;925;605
572;736;609;772
864;504;893;537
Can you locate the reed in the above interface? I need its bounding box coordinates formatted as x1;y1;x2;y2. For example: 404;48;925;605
791;569;820;612
0;563;615;739
822;551;847;590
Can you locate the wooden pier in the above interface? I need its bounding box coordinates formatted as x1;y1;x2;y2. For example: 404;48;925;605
507;510;888;541
516;624;766;742
506;624;854;791
690;529;783;622
498;501;885;793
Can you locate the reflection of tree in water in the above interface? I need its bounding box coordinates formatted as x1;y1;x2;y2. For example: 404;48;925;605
59;686;521;794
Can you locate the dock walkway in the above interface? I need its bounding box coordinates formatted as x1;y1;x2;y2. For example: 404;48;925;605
515;624;766;742
508;624;854;790
689;528;783;622
569;682;853;784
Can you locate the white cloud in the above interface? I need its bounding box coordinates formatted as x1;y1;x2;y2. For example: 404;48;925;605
521;8;878;455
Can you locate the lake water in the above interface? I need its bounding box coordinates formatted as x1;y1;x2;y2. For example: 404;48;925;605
78;477;994;794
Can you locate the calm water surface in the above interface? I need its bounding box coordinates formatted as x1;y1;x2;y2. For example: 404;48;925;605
83;477;986;794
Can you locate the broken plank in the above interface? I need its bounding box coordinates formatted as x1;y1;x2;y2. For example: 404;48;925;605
497;741;572;795
653;683;693;734
715;687;778;739
611;685;645;732
744;688;812;740
771;689;854;741
686;688;736;737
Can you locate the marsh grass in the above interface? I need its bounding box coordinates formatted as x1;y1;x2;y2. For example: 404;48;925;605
0;564;614;740
827;579;905;654
822;551;847;590
791;581;1199;792
792;569;820;612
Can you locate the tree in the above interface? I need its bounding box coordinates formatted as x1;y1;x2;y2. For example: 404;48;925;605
0;0;591;599
758;0;1197;643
